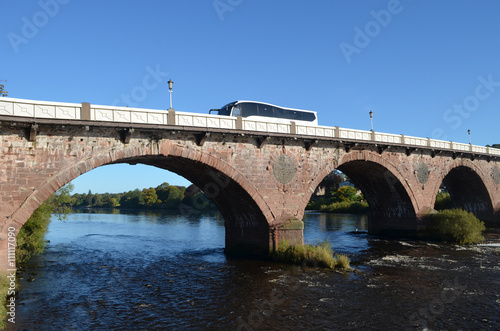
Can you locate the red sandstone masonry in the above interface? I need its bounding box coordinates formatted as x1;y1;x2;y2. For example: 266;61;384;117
0;123;499;271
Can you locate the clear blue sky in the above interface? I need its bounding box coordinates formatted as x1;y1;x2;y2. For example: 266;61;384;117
2;0;499;193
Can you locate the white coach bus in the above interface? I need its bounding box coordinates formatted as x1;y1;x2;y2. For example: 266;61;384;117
210;101;318;125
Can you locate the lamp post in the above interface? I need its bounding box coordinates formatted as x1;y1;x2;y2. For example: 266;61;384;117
369;110;373;131
468;129;471;145
168;79;174;109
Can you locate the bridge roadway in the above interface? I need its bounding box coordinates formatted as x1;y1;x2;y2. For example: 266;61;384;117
0;97;499;272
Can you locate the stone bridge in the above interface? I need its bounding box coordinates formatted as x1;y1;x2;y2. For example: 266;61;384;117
1;97;499;272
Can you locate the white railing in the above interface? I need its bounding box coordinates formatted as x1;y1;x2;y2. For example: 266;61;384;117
375;132;403;144
91;104;168;125
176;112;235;129
0;97;81;120
1;97;499;157
403;135;428;147
296;124;335;137
338;127;372;141
429;138;451;149
243;120;290;134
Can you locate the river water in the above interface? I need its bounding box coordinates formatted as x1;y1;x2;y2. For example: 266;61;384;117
8;212;500;330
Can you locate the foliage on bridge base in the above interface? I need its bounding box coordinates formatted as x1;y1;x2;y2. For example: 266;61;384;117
16;185;72;265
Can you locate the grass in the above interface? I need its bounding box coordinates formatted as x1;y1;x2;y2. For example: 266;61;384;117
334;254;351;269
272;239;351;270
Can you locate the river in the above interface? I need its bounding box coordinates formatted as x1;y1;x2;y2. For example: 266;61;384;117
8;211;500;330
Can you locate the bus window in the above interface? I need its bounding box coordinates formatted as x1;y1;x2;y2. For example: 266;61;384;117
239;103;258;117
273;106;285;118
232;106;241;117
290;110;301;120
258;104;273;117
302;112;316;122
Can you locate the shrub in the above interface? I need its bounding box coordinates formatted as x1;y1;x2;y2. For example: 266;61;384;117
424;209;486;244
272;240;353;270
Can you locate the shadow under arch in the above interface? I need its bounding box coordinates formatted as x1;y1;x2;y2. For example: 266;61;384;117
337;160;418;234
8;142;278;258
440;165;494;225
113;154;272;256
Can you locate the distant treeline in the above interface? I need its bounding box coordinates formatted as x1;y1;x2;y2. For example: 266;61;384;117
65;183;215;212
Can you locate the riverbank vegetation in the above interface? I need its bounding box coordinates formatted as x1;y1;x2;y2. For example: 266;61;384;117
16;185;73;264
272;240;351;270
1;185;73;329
307;186;369;214
434;192;453;210
61;182;215;213
423;209;486;244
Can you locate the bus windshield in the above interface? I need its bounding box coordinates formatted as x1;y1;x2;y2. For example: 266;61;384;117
219;102;235;116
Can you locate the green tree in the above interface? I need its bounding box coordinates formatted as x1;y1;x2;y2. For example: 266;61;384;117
164;186;183;209
333;186;358;202
92;194;103;207
156;183;185;209
142;187;161;207
102;196;120;208
318;171;343;197
72;193;86;207
120;189;144;208
83;189;93;207
155;182;171;202
0;81;7;97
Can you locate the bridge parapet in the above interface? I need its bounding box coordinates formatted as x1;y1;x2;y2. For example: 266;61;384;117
0;97;81;120
1;97;499;158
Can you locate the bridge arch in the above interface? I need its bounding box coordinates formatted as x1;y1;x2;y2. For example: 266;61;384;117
7;140;278;256
305;150;419;233
434;160;495;224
